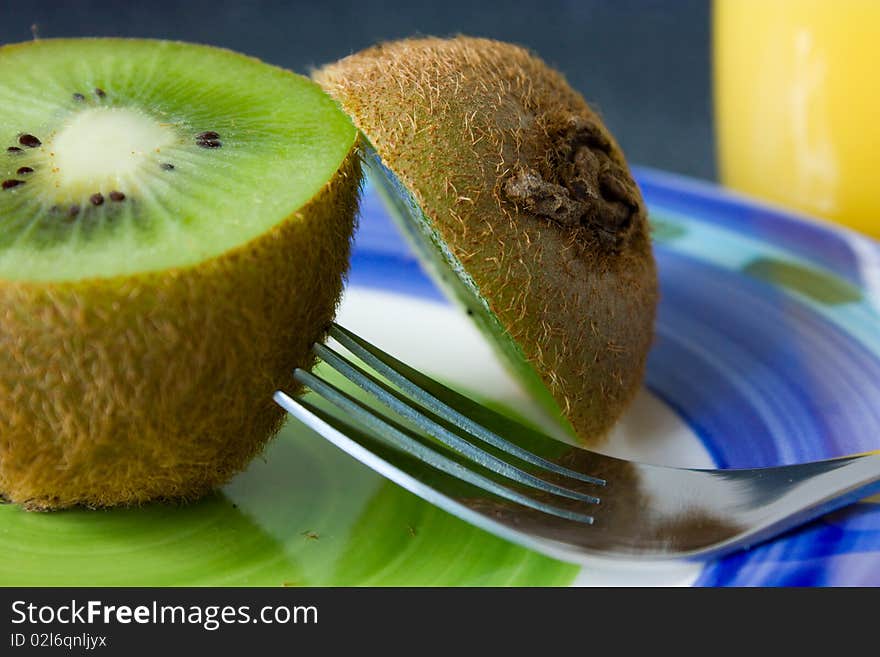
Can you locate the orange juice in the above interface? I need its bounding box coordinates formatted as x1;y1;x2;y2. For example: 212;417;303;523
714;0;880;238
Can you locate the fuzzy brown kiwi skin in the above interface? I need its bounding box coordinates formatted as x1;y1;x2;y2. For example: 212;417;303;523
315;36;657;444
0;146;361;510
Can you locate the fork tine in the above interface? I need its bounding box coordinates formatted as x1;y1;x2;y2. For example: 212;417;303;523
282;371;595;525
313;342;600;505
328;323;605;487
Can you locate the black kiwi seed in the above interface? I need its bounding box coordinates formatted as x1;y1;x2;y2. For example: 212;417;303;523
196;131;222;149
72;92;85;102
7;146;23;154
160;163;175;171
90;193;104;206
19;134;41;148
2;179;25;190
67;205;80;218
109;191;125;202
16;167;34;175
94;88;106;98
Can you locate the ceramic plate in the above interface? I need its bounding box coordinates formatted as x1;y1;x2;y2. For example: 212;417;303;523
2;168;879;587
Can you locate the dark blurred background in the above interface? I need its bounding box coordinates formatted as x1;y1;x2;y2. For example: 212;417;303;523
0;0;715;179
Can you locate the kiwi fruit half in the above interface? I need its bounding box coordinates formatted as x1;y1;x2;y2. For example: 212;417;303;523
0;39;360;509
315;36;657;444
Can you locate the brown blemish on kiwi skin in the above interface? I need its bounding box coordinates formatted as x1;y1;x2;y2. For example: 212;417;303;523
503;116;641;252
316;36;658;444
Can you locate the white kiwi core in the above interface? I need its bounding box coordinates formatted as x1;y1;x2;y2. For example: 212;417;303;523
49;108;177;197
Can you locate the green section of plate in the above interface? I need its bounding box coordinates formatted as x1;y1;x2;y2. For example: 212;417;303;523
742;257;863;306
0;367;577;587
650;217;688;243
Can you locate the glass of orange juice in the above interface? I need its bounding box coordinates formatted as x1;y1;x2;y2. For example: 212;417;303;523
714;0;880;238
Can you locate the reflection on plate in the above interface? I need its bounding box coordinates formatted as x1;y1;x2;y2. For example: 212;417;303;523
2;167;879;586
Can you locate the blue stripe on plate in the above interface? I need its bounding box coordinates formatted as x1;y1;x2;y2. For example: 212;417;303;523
651;247;880;467
697;503;880;586
634;166;880;290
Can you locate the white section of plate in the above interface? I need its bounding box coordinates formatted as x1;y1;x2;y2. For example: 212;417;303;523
337;286;712;586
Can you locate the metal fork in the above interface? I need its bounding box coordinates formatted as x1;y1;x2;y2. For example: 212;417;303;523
273;323;880;563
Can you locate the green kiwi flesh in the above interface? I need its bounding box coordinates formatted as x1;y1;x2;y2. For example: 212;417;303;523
0;39;361;509
0;39;356;281
316;36;658;444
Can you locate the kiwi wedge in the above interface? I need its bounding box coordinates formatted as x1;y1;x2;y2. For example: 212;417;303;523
0;39;361;509
315;36;658;444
